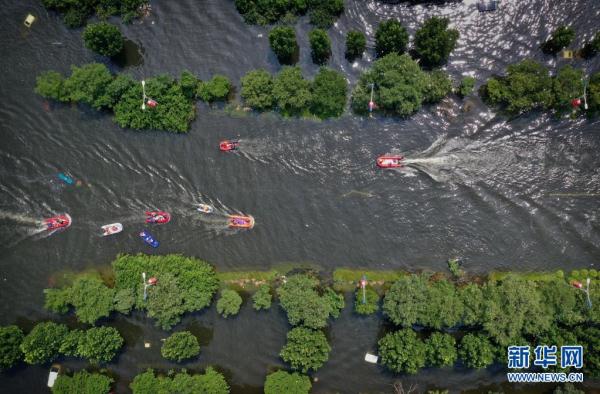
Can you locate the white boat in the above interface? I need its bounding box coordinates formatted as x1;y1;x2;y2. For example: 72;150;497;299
47;364;61;387
101;223;123;236
197;204;214;214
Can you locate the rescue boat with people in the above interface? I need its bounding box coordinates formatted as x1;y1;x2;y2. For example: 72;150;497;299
228;215;254;229
145;211;171;224
219;140;239;151
139;230;159;248
197;204;214;214
376;155;404;168
44;214;72;230
101;223;123;236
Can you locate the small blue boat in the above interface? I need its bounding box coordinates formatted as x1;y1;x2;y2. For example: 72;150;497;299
139;230;159;248
57;172;74;185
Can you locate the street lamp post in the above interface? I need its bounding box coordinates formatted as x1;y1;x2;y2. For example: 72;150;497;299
141;80;146;110
572;278;592;309
142;272;148;300
583;78;589;110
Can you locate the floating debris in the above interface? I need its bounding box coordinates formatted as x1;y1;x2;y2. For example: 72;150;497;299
24;14;36;27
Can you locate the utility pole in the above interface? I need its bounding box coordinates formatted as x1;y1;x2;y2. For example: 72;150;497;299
141;80;146;110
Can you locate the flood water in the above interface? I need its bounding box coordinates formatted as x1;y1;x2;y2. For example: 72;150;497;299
0;0;599;392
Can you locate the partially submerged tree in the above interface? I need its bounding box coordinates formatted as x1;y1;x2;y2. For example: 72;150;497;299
280;327;331;373
216;289;243;318
413;17;459;68
161;331;200;362
0;325;24;371
309;29;331;65
345;31;366;61
264;370;311;394
375;20;409;58
541;26;575;55
269;26;298;65
83;22;124;57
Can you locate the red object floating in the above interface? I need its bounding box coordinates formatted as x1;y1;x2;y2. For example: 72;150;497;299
572;281;583;289
228;215;255;229
376;155;404;168
145;211;171;224
219;140;239;151
146;99;158;108
44;214;72;230
148;277;158;286
571;98;581;108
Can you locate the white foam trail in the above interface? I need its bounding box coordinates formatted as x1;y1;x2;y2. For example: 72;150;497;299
0;211;40;224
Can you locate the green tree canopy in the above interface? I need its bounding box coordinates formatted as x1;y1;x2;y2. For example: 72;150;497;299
61;275;115;325
425;332;457;368
52;370;113;394
42;0;146;27
72;327;124;364
309;29;331;65
308;0;344;28
413;17;459;68
458;76;476;98
345;31;366;61
375;20;409;57
458;333;495;369
64;63;114;109
20;322;69;364
197;75;232;102
459;283;484;326
269;26;298;65
310;67;347;119
0;325;23;371
588;71;600;117
161;331;200;362
423;70;453;104
83;22;124;57
541;26;575;55
180;70;199;100
216;289;243;318
552;65;584;115
252;284;272;310
35;71;68;102
581;32;600;59
130;367;229;394
280;327;331;373
378;329;426;374
273;67;312;117
276;274;333;328
241;69;275;111
354;286;379;315
264;370;311;394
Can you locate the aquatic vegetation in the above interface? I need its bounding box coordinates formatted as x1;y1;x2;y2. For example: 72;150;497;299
310;67;348;119
82;22;124;57
581;32;600;59
0;326;23;371
378;329;426;374
216;289;243;318
375;20;409;58
20;322;69;364
161;331;200;362
41;0;147;28
541;26;575;55
240;69;275;111
413;17;459;68
264;370;311;394
280;327;331;373
345;31;366;61
52;370;113;394
354;286;379;315
425;332;457;368
234;0;343;28
197;75;232;103
457;76;476;98
458;333;495;369
269;26;298;65
273;66;312;116
252;284;273;310
351;53;453;117
308;29;331;65
58;327;123;364
130;367;229;394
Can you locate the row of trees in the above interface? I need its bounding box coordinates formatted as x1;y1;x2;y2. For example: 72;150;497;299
0;322;123;369
541;26;600;59
235;0;343;28
481;60;600;117
42;0;147;28
240;66;347;118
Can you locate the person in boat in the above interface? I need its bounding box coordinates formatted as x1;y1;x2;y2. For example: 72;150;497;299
152;214;165;222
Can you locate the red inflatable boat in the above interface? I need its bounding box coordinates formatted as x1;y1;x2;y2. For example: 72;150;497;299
376;155;404;168
145;211;171;224
219;140;239;151
228;215;254;229
44;214;72;230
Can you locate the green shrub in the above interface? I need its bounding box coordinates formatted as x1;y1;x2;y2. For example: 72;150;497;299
425;332;457;367
310;67;347;119
458;77;476;98
130;367;229;394
280;327;330;373
459;283;484;326
273;67;312;117
354;287;379;315
581;32;600;59
241;69;275;111
574;325;600;377
424;70;453;103
252;284;272;310
83;22;124;57
269;26;298;65
264;370;311;394
308;0;343;28
74;327;124;364
68;275;115;325
552;65;584;115
52;370;113;394
458;333;495;369
309;29;331;65
277;274;333;329
35;71;68;102
541;26;575;54
113;288;135;314
413;17;459;68
180;70;199;100
234;0;341;28
64;63;114;109
197;75;232;102
345;31;366;61
161;331;200;362
216;289;243;318
0;326;24;371
375;20;409;57
378;329;426;374
20;322;69;364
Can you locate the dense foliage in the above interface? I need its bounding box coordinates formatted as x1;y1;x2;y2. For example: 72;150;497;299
413;17;459;68
264;370;311;394
52;370;113;394
354;287;379;315
161;331;200;362
216;289;243;318
197;75;232;102
113;254;219;329
130;367;229;394
0;325;23;371
309;29;331;65
458;333;495;369
424;332;457;368
252;284;272;310
241;69;275;111
581;32;600;59
351;53;452;117
588;72;600;117
277;274;340;328
345;31;366;61
82;22;124;57
541;26;575;55
273;66;312;116
269;26;298;65
310;67;347;119
375;20;409;58
458;76;476;98
234;0;343;28
20;322;69;364
68;327;123;364
280;327;331;373
35;64;196;132
378;329;426;374
41;0;146;27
